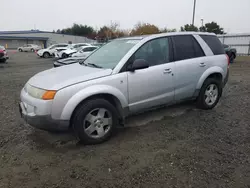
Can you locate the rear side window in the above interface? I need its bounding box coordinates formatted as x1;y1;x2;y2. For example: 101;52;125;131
200;35;225;55
172;35;205;61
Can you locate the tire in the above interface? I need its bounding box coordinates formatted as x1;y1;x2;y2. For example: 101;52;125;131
196;78;222;110
43;52;50;58
72;98;119;144
19;49;23;52
230;53;235;63
62;53;68;59
31;48;34;52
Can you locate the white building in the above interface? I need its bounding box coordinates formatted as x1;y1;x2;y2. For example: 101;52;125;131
0;30;95;49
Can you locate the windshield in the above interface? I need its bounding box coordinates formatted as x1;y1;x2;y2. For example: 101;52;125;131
84;39;140;69
0;46;5;50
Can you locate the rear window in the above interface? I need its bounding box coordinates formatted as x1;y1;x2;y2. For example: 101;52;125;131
200;35;225;55
172;35;205;61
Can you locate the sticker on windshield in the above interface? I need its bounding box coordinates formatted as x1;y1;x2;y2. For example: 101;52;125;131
126;40;139;44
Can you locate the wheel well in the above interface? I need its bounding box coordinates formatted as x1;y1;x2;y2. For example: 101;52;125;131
69;94;124;127
207;73;223;82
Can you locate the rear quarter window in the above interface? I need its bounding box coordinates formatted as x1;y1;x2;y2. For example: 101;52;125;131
200;35;225;55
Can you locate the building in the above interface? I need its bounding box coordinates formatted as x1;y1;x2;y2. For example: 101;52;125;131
0;30;95;49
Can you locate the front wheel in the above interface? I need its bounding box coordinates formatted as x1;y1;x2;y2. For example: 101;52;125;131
19;49;23;52
196;78;222;110
72;99;119;144
43;52;50;58
62;53;68;59
31;48;34;52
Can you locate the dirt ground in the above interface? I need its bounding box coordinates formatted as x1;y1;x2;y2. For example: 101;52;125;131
0;52;250;188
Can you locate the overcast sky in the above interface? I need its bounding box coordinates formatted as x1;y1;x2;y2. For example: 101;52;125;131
2;0;250;33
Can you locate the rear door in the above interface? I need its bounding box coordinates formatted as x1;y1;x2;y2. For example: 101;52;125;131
171;35;206;101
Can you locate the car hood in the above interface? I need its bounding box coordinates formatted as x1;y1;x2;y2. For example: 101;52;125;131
28;63;112;90
37;49;46;53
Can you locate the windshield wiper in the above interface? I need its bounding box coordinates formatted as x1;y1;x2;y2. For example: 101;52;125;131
79;61;102;68
86;63;103;68
79;61;86;65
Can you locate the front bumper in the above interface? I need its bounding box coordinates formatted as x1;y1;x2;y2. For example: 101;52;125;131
19;102;69;131
19;89;69;131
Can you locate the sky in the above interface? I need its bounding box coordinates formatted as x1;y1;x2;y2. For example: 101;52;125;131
2;0;250;33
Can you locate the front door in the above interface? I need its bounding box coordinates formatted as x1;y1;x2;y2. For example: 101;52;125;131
127;37;175;113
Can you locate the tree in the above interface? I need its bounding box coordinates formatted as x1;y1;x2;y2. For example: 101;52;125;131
130;22;160;36
160;28;177;33
96;21;129;42
180;24;198;32
58;23;96;37
201;22;225;34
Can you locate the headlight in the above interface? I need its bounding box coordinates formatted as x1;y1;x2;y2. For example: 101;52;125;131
25;84;56;100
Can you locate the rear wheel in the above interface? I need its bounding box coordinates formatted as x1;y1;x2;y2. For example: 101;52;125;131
72;98;118;144
197;78;222;109
31;48;34;52
43;52;50;58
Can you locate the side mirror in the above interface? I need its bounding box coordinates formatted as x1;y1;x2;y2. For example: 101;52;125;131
128;59;149;71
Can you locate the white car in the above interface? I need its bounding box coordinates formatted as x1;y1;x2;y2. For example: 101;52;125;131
72;46;98;58
18;44;42;52
55;43;92;59
37;43;70;58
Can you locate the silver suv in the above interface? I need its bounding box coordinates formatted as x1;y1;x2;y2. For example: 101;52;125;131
20;32;229;144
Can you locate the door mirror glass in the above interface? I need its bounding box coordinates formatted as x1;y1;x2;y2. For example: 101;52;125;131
128;59;149;71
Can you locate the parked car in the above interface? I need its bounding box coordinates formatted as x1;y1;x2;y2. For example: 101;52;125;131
20;32;229;144
37;44;70;58
223;44;237;63
90;43;105;47
71;46;98;58
55;43;92;59
0;46;8;63
53;57;86;67
18;44;42;52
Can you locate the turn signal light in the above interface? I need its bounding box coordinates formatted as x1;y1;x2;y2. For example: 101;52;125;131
42;90;57;100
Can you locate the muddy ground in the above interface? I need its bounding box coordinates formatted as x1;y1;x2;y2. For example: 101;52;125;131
0;53;249;188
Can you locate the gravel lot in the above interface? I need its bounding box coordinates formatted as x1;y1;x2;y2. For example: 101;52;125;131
0;52;250;188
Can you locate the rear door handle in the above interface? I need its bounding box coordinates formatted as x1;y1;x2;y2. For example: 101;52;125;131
199;62;206;67
163;68;172;74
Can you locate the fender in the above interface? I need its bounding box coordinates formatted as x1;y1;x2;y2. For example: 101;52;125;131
196;66;225;89
60;85;128;120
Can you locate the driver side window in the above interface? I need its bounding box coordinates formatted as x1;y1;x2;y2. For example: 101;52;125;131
133;37;171;67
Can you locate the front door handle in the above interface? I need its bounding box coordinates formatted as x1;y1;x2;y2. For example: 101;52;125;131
163;68;172;74
199;62;206;67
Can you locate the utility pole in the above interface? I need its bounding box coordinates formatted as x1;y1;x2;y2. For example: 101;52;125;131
201;19;204;27
192;0;197;25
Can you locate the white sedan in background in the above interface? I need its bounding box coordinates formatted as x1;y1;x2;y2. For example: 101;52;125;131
55;43;92;58
72;46;98;58
37;43;70;58
18;44;42;52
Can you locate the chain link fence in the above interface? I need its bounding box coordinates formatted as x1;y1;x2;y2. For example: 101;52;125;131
218;34;250;56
